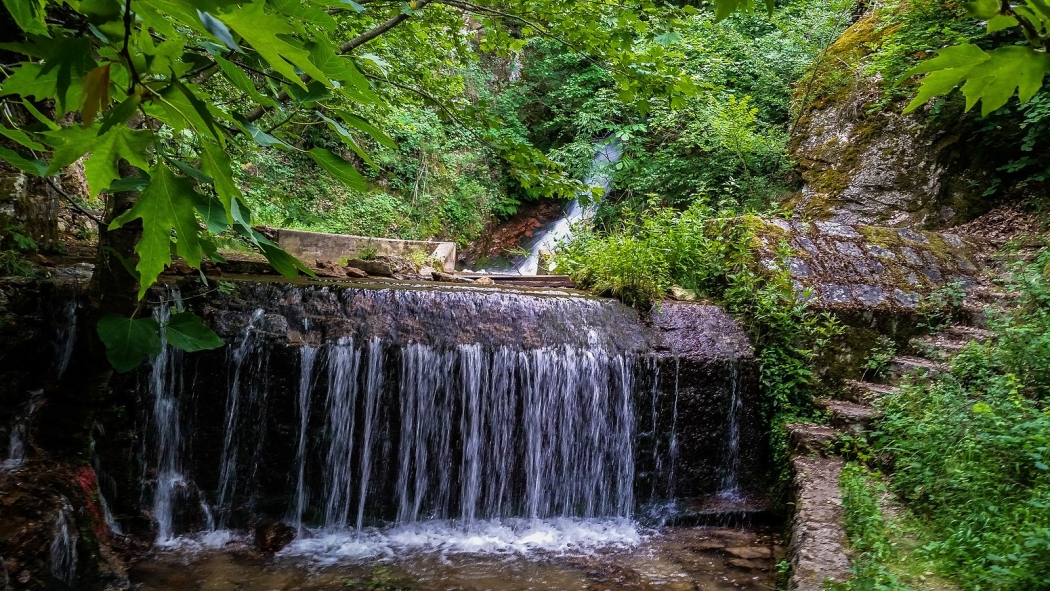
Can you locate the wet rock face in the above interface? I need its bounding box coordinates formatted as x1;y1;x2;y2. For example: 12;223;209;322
641;303;765;499
790;103;978;228
0;171;60;253
200;280;651;355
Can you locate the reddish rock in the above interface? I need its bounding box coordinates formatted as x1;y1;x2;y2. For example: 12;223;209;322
254;521;295;554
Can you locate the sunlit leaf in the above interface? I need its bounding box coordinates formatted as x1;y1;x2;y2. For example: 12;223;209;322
109;163;205;298
308;147;366;190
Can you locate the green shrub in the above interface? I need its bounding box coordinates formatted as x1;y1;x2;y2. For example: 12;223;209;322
872;249;1050;589
558;199;840;416
833;463;910;591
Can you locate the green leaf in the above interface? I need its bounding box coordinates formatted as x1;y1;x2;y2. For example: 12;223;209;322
0;126;45;151
307;147;365;190
190;192;230;234
82;126;154;197
98;94;144;136
156;81;224;143
164;311;224;352
986;14;1018;32
36;37;97;114
315;111;375;167
2;0;49;35
199;139;241;224
109;164;204;298
286;80;331;105
902;44;990;113
97;314;162;372
253;230;314;278
232;113;291;149
197;9;242;53
220;1;331;89
960;45;1050;115
0;145;46;175
19;99;60;130
337;110;396;149
216;57;276;107
108;173;150;193
964;0;1000;18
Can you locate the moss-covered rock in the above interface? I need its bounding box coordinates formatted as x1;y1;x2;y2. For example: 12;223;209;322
788;11;994;229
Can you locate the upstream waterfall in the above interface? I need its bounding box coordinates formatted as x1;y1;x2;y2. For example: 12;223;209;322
488;140;622;275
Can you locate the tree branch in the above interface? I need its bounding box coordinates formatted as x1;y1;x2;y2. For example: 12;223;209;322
243;0;433;123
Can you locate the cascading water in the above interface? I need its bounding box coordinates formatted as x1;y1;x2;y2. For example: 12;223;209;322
150;289;186;543
290;345;319;536
215;308;266;528
132;281;758;562
54;297;78;378
718;360;743;500
49;499;77;585
488;140;621;275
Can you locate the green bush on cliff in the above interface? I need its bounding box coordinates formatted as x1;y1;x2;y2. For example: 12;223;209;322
558;201;839;416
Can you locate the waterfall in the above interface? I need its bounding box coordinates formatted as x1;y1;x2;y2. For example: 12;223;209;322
1;421;25;470
284;340;638;530
354;338;384;530
215;308;266;527
486;140;622;275
718;360;742;500
54;297;77;378
49;499;77;585
124;281;762;556
321;338;362;530
290;346;318;535
668;359;680;499
151;289;185;543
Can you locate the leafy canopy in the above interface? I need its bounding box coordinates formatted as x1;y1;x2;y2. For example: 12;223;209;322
0;0;764;369
902;0;1050;115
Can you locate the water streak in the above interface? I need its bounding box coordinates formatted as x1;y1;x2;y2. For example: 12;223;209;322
290;346;318;535
151;289;185;542
500;141;621;275
322;338;362;530
718;360;742;500
49;499;77;585
355;339;384;530
216;309;265;526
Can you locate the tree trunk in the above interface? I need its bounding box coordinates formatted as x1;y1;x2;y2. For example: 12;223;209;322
35;161;142;462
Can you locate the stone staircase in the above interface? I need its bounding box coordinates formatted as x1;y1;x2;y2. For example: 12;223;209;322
786;278;1014;590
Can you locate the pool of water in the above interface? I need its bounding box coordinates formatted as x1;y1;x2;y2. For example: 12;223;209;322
131;524;782;591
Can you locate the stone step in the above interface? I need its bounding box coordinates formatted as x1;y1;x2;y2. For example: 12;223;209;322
913;324;994;355
842;380;900;404
787;423;840;456
969;284;1018;306
815;398;881;435
887;355;948;382
789;455;851;591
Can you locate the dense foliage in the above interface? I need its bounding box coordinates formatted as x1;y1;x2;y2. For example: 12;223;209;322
809;0;1050;205
0;0;733;369
518;0;852;215
558;203;841;441
846;250;1050;589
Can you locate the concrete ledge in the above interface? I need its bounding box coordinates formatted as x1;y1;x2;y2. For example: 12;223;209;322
274;229;456;272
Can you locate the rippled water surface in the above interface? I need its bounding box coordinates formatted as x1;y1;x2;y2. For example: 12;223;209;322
133;523;781;591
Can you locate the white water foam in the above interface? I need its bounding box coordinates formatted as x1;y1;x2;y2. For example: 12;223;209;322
280;518;644;564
